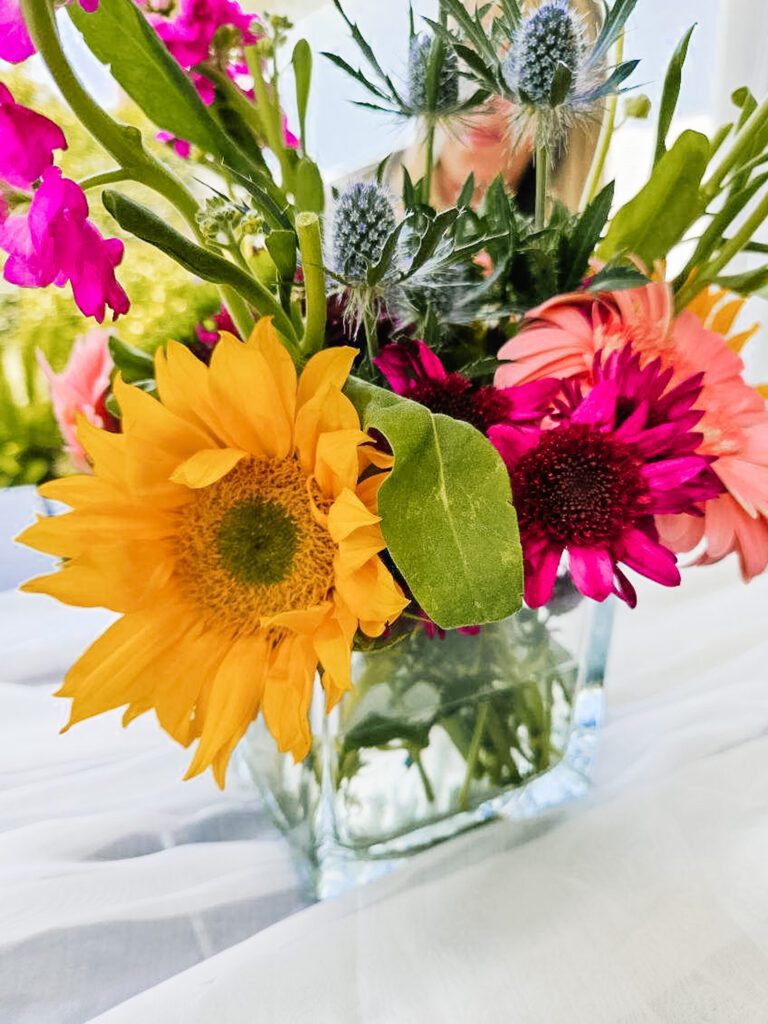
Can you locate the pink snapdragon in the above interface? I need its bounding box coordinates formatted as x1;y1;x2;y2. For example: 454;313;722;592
0;166;129;322
37;329;115;472
0;83;67;189
152;0;258;69
0;0;99;64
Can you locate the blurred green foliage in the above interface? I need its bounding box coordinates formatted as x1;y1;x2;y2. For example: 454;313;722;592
0;71;220;487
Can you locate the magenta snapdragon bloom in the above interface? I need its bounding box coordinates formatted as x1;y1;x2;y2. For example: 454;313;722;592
490;349;723;609
152;0;257;69
0;0;34;64
0;167;129;322
0;83;67;189
375;339;559;437
0;0;98;64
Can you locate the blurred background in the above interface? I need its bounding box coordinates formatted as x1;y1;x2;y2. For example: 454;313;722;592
0;0;764;491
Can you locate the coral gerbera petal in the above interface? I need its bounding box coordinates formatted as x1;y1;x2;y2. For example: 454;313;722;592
18;319;407;785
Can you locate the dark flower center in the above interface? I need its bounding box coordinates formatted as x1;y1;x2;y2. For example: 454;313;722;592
410;374;511;433
511;424;650;545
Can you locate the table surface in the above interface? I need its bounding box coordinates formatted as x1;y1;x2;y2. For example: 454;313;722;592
2;484;768;1024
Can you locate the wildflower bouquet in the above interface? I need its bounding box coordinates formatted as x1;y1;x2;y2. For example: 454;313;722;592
6;0;768;879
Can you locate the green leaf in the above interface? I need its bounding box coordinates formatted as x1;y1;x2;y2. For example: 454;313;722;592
549;61;573;107
102;190;298;344
654;25;696;165
562;180;614;290
108;337;154;384
599;130;710;265
586;263;650;292
715;265;768;295
105;378;157;418
292;39;312;151
294;157;325;213
345;378;523;629
68;0;225;155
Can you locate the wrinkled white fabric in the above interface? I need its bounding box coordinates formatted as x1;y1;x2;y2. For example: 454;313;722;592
2;485;768;1023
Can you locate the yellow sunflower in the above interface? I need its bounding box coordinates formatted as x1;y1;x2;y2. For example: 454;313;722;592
19;320;407;786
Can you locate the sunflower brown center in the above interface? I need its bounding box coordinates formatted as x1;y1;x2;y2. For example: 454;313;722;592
175;456;336;634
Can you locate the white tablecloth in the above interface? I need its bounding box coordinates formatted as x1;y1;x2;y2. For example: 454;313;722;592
2;485;768;1023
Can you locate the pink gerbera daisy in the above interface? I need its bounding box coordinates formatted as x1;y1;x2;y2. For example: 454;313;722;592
490;348;722;608
496;281;768;580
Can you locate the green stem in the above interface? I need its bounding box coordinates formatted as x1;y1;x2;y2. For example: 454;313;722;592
534;141;549;230
296;212;327;357
411;748;436;804
423;119;437;206
247;44;293;188
363;308;379;368
675;190;768;310
22;0;200;228
458;701;489;811
701;98;768;203
581;32;624;209
220;286;254;339
78;168;132;192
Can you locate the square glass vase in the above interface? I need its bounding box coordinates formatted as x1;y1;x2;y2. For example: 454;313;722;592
237;594;614;898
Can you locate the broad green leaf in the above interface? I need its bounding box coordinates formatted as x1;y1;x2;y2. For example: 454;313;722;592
654;25;696;165
599;130;710;265
102;190;297;343
68;0;225;155
345;378;523;629
294;157;325;213
291;39;312;150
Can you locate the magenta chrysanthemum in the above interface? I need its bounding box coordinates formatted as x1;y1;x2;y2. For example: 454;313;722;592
375;339;558;436
490;348;723;608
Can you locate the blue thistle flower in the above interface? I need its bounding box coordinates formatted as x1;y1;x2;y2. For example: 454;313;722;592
407;33;460;114
506;0;585;106
331;182;397;285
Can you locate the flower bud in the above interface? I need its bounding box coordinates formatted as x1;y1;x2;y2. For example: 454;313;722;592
624;94;652;120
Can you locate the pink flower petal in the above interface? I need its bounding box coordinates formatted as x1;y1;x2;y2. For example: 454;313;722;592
568;546;614;602
0;0;35;63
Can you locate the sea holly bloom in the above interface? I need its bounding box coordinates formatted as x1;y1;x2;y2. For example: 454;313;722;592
0;166;129;322
0;83;67;188
19;322;407;784
37;329;115;473
375;339;558;436
490;348;722;608
496;282;768;580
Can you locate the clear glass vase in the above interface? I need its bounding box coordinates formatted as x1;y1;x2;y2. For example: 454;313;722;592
237;591;614;898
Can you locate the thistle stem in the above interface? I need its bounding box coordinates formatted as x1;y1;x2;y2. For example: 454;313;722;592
296;212;327;357
423;119;437;206
534;141;549;230
363;308;379;369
